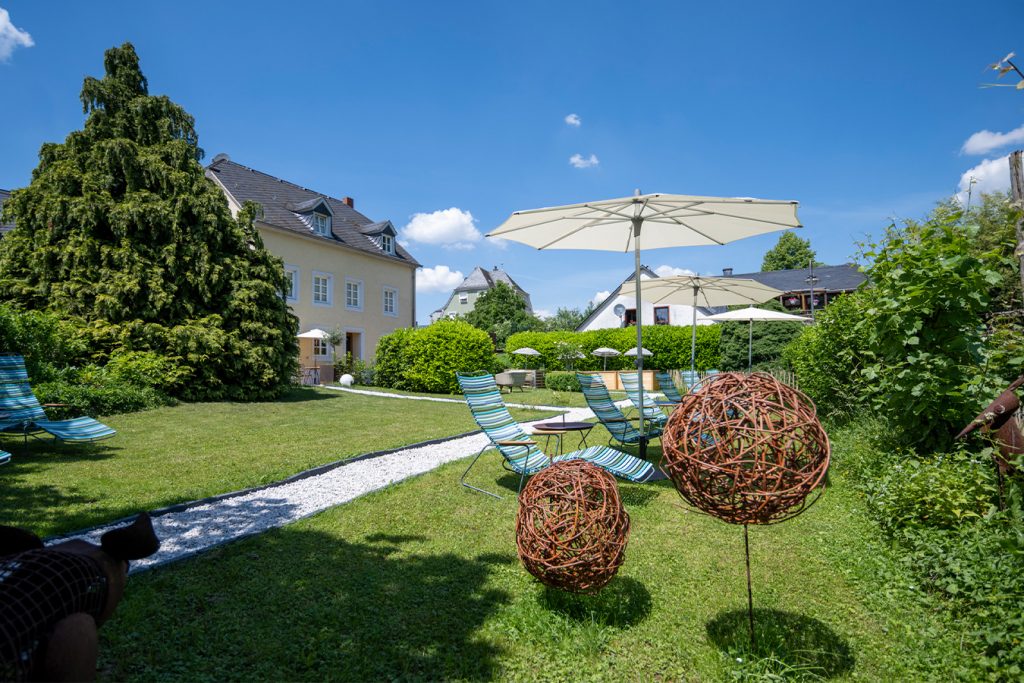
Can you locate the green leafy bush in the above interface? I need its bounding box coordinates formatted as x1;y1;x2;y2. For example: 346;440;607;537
36;377;173;418
544;371;580;392
375;321;495;394
505;326;721;372
783;292;870;419
0;303;88;382
864;449;997;533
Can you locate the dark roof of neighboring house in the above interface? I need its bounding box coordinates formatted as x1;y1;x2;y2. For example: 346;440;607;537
726;263;866;294
0;189;15;235
205;156;420;268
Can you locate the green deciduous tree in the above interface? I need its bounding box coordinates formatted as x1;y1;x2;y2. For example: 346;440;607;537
761;231;820;271
0;43;298;400
543;304;593;332
462;281;542;345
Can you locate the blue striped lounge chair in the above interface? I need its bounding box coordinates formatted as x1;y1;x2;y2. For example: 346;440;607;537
457;373;657;498
654;371;685;404
0;355;116;443
618;371;669;429
576;372;662;448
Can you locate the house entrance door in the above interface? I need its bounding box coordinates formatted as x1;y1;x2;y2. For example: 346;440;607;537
345;332;362;360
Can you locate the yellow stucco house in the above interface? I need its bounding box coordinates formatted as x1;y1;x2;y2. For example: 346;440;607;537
206;155;419;373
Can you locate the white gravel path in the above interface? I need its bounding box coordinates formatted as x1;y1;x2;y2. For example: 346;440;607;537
53;402;598;573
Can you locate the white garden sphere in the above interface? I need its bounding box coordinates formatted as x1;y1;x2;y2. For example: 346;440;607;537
339;374;355;387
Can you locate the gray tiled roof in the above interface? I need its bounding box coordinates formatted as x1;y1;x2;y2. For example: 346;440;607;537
0;189;15;235
726;263;866;293
451;266;533;312
206;157;419;267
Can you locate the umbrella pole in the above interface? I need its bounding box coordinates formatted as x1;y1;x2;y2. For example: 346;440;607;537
632;217;647;460
748;319;753;372
690;285;698;377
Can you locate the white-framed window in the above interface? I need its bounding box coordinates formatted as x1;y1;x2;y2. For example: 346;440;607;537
313;212;331;236
283;265;299;303
313;338;330;359
381;234;395;254
345;278;363;311
459;293;468;304
312;272;333;306
382;287;398;317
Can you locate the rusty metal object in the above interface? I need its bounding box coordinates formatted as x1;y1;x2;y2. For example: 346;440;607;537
515;460;630;594
662;372;830;526
957;374;1024;475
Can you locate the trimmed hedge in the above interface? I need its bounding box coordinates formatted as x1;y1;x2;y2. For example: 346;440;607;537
505;326;721;372
545;371;580;392
374;320;496;394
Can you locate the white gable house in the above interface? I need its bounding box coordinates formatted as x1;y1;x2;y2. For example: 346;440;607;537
576;266;718;332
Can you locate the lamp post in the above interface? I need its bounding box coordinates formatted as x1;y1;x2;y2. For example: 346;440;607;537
805;260;819;319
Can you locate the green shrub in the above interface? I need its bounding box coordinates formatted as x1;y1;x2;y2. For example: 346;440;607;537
505;326;720;372
864;449;997;533
0;304;89;382
376;321;495;394
36;369;175;417
545;371;580;392
783;292;870;419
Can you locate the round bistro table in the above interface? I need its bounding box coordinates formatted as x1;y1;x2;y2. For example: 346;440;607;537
532;421;595;454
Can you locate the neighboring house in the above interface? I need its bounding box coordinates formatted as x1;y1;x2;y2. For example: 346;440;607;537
206;155;420;370
576;266;718;332
0;189;15;236
722;263;866;314
431;266;532;322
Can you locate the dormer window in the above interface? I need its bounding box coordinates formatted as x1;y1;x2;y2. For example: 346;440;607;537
313;212;331;236
381;234;395;254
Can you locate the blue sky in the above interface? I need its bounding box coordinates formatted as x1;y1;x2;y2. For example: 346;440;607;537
1;1;1023;323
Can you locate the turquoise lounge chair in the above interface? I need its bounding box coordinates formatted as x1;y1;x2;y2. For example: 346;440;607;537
618;371;669;429
457;373;657;498
655;371;685;404
0;355;116;443
576;372;662;448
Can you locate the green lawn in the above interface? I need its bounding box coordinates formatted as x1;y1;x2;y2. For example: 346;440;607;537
0;387;553;538
99;427;961;681
343;384;615;409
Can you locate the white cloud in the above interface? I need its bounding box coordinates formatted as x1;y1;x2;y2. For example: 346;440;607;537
592;290;611;305
957;155;1010;204
534;308;552;320
654;265;696;278
961;124;1024;155
416;265;465;293
564;113;581;127
403;207;482;250
0;8;33;62
569;153;599;169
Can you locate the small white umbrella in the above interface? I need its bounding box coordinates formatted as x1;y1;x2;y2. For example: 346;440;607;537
705;306;811;370
592;346;621;370
511;346;541;370
623;347;653;357
297;328;331;372
640;276;784;375
489;191;800;455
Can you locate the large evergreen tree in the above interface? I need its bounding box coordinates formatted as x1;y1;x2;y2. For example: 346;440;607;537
0;43;298;400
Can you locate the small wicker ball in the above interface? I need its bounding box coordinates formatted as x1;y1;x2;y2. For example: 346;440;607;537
515;459;630;593
662;372;830;525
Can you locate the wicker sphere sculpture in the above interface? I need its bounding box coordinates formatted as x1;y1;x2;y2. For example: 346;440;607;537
662;372;830;525
515;459;630;593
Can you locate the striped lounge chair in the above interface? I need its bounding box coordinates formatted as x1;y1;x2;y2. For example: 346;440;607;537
0;355;116;444
457;373;657;498
654;371;685;404
618;371;669;429
576;372;662;448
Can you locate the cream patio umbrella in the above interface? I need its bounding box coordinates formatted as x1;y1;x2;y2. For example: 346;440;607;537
640;276;785;376
591;346;621;370
704;306;811;371
489;191;801;455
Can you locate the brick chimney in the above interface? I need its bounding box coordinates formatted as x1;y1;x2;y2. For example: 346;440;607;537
722;267;734;276
342;196;354;208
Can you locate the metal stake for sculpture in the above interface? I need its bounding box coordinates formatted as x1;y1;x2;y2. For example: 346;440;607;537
661;372;830;646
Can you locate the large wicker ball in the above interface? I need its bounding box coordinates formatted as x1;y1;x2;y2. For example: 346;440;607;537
515;459;630;593
662;372;830;525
